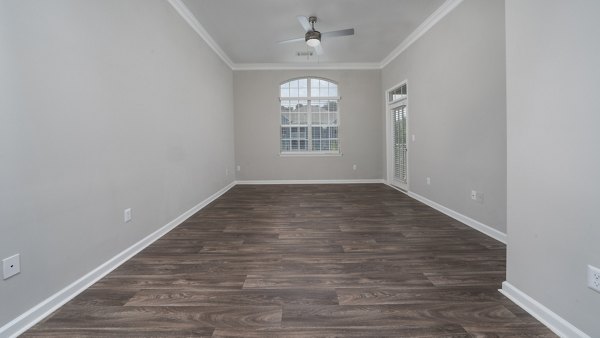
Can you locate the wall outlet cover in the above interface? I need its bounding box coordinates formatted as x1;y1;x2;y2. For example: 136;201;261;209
124;208;132;223
3;254;20;280
588;265;600;293
471;190;484;204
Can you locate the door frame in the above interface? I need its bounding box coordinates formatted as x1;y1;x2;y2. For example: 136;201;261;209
385;80;409;191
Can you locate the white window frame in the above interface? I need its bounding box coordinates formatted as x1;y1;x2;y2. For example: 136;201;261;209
279;77;342;156
385;80;409;190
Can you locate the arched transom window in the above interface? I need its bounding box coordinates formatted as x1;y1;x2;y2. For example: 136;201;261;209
279;77;340;154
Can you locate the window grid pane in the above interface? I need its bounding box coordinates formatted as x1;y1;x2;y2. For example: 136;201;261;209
280;77;340;153
389;83;407;102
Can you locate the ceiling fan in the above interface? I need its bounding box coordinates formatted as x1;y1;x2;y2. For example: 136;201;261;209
278;16;355;55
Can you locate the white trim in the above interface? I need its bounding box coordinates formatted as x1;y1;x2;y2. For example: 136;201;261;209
380;0;464;68
500;282;590;338
0;182;236;338
166;0;235;69
403;189;507;244
279;152;343;157
233;63;381;71
236;179;384;185
279;96;341;101
387;183;409;194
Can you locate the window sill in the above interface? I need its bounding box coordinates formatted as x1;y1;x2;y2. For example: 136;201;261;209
279;152;343;157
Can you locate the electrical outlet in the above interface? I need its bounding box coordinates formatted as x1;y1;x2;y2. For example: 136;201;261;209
3;254;20;280
412;134;415;142
352;164;357;171
471;190;484;203
588;265;600;293
124;208;132;223
236;165;241;172
426;177;431;185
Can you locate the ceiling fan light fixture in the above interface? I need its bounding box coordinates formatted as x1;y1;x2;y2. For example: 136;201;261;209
305;30;321;47
306;38;320;47
278;15;354;56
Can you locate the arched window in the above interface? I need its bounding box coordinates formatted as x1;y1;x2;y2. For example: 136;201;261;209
279;77;340;154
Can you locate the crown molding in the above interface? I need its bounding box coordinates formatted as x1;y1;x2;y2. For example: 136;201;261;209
167;0;235;69
233;62;381;71
168;0;463;71
380;0;464;68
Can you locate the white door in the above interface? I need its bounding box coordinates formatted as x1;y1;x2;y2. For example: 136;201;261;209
391;103;407;189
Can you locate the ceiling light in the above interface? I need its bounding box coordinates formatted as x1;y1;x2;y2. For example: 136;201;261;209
305;30;321;47
306;38;320;47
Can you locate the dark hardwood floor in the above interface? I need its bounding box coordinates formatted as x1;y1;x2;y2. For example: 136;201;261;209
23;184;555;337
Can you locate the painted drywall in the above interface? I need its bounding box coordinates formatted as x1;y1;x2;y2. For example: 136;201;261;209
234;70;383;180
0;0;234;328
506;0;600;336
381;0;507;232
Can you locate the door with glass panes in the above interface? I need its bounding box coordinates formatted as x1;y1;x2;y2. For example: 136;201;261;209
388;83;408;190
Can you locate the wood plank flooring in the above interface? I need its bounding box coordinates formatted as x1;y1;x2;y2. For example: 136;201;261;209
23;184;556;337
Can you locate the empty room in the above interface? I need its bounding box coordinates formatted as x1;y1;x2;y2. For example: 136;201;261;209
1;0;599;337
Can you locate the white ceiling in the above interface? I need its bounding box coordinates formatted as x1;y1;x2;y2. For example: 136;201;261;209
181;0;446;65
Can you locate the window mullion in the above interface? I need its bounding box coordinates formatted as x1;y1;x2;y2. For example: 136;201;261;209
308;99;313;151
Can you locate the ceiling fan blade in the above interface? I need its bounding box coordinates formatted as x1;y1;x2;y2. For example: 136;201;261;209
277;37;306;44
314;44;324;56
297;16;312;32
321;28;355;38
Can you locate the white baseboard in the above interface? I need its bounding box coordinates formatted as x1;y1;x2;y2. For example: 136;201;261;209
0;181;236;338
500;282;590;338
386;183;409;194
401;189;507;244
235;179;385;185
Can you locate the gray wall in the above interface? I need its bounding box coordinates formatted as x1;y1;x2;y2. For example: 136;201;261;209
381;0;507;232
0;0;234;328
506;1;600;336
234;70;383;180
